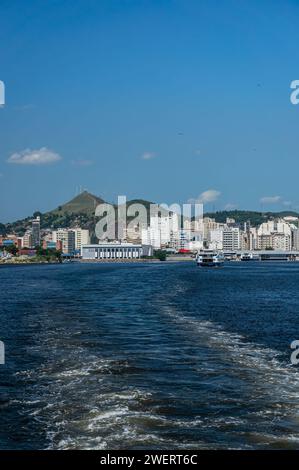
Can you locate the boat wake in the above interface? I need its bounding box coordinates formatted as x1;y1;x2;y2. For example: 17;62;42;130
161;303;299;448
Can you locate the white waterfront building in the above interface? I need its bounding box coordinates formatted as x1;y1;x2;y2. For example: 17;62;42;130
222;227;241;251
81;242;153;260
141;213;180;249
141;226;161;249
209;228;224;250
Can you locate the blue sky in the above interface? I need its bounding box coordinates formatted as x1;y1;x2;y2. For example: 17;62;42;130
1;0;299;222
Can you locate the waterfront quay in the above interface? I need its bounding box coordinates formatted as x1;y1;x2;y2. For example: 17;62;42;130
225;250;299;261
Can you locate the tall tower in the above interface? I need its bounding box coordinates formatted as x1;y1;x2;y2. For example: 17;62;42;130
31;216;41;247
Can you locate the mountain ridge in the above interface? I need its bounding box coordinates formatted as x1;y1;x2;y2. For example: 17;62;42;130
1;192;299;236
204;209;299;226
52;190;105;215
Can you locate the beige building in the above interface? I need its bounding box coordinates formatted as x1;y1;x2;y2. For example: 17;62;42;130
22;230;33;248
52;229;76;254
73;228;90;250
52;228;90;253
257;220;291;251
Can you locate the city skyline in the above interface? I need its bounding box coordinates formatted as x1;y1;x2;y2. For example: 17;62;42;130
2;200;299;258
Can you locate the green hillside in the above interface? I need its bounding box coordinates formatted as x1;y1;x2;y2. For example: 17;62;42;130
3;192;158;239
204;210;299;226
52;190;105;215
2;193;299;239
4;191;105;236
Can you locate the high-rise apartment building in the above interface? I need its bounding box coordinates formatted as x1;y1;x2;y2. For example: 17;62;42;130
72;228;90;250
141;213;180;249
31;216;41;247
222;227;241;251
52;229;76;254
22;230;33;248
51;228;90;254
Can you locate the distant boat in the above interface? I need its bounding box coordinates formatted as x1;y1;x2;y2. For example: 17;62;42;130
240;252;259;261
196;250;224;267
240;252;252;261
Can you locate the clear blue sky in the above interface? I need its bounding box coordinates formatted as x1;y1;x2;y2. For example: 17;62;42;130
1;0;299;222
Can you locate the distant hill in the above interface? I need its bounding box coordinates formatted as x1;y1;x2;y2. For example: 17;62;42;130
204;210;299;226
4;191;106;236
2;195;299;238
116;198;169;222
3;192;157;239
52;190;105;215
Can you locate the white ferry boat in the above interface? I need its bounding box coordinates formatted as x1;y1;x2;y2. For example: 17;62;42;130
196;250;225;267
240;252;252;261
240;252;260;261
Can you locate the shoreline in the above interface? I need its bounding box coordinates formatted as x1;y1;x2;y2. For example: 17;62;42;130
0;261;61;267
0;257;195;267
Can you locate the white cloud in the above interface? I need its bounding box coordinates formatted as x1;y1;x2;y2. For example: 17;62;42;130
140;151;155;160
189;189;221;204
71;159;93;166
7;147;61;165
260;196;281;204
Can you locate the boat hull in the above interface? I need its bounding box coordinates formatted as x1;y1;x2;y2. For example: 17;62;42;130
197;261;224;267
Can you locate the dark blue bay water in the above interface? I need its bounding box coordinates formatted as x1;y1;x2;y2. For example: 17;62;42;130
1;261;299;449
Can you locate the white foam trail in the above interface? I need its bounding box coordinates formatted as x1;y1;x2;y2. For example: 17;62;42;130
162;304;299;401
